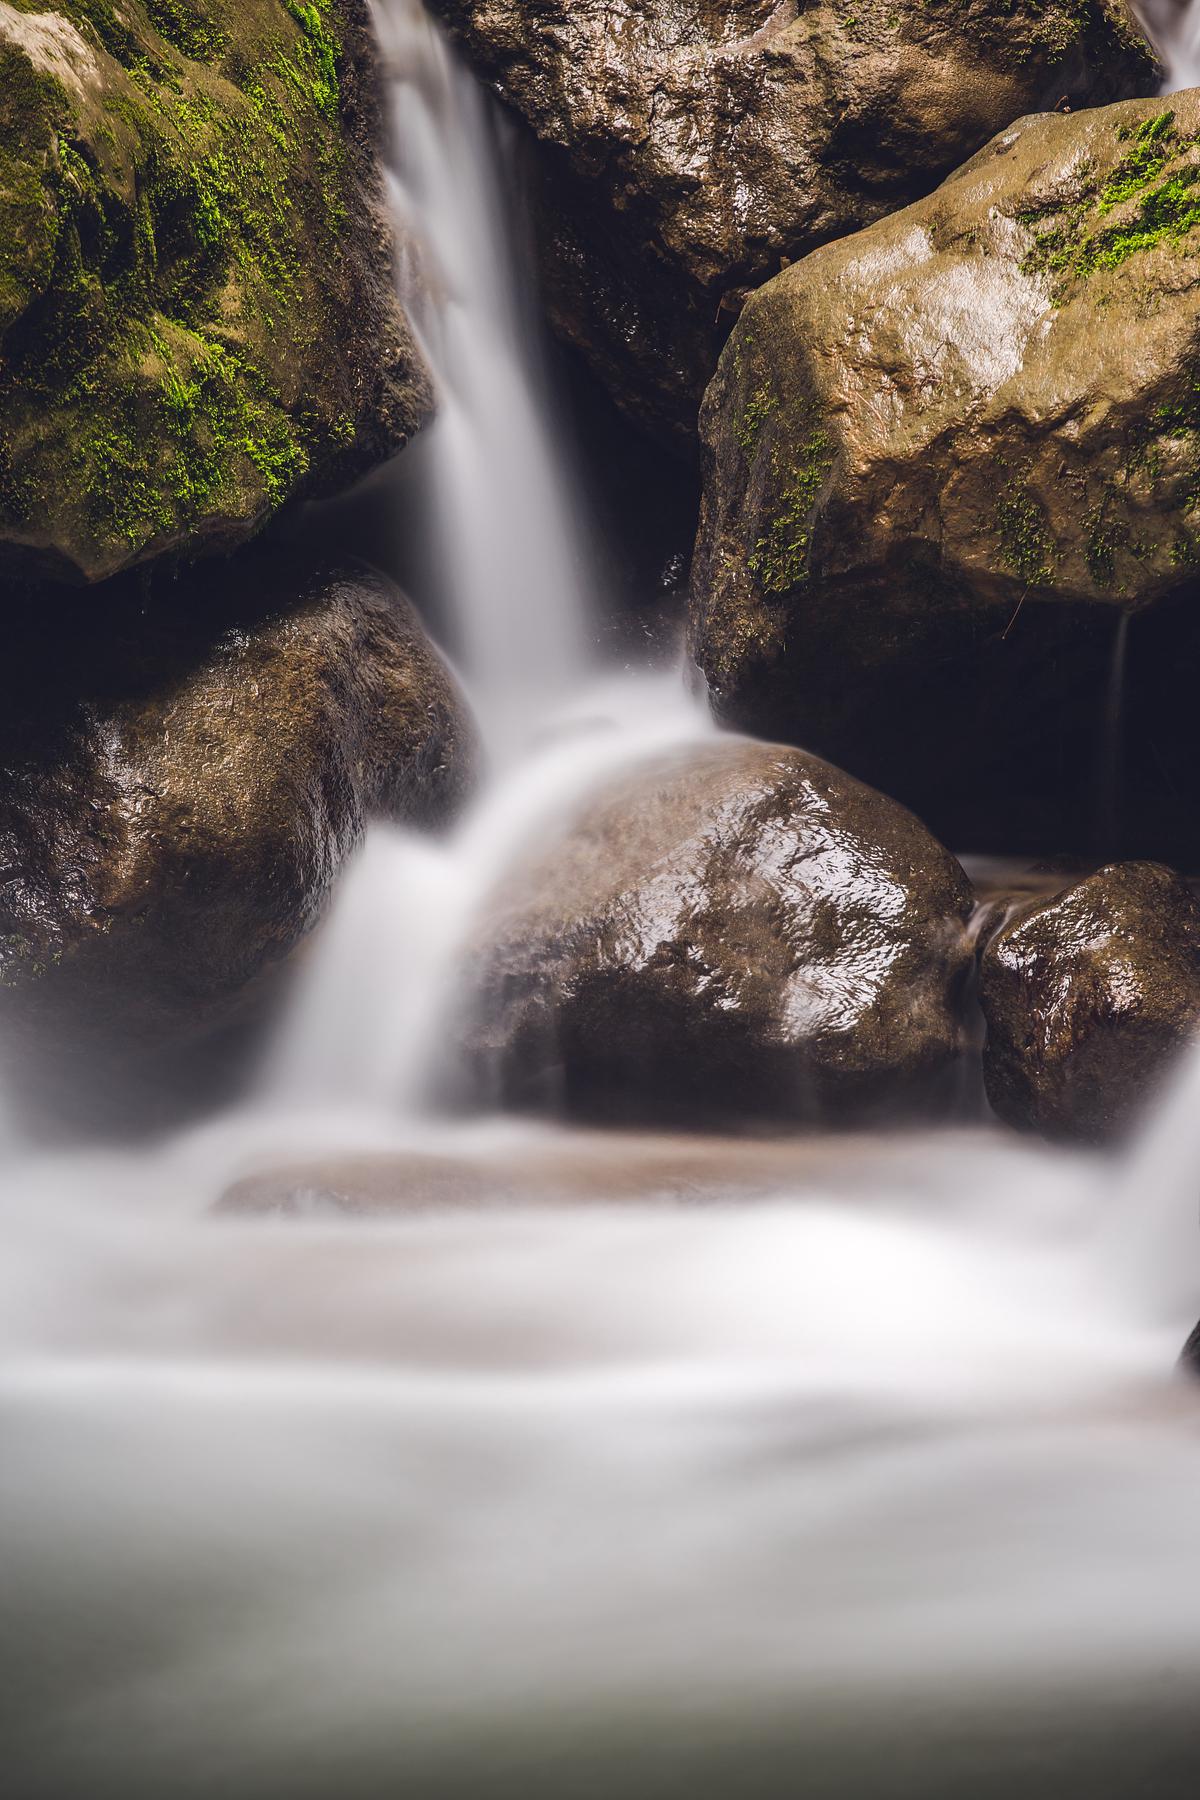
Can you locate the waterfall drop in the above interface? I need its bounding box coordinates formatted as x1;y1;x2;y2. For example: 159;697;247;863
262;0;711;1119
1137;0;1200;89
373;0;593;756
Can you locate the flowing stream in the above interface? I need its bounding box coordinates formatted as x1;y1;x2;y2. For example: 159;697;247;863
5;5;1200;1795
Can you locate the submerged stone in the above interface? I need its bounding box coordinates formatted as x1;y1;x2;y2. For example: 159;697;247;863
216;1130;964;1215
0;0;430;582
433;0;1156;446
454;738;975;1129
691;89;1200;862
979;861;1200;1142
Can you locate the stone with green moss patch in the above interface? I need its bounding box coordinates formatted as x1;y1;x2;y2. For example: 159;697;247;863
734;377;778;459
1021;110;1200;285
0;0;430;581
435;0;1155;446
996;476;1056;587
690;87;1200;862
749;427;835;594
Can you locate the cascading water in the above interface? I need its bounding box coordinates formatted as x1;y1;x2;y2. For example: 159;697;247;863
8;4;1200;1796
1137;0;1200;88
373;0;591;750
264;0;711;1117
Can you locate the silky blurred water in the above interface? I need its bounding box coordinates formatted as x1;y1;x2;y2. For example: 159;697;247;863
375;0;594;756
1137;0;1200;88
3;1104;1200;1798
5;4;1200;1796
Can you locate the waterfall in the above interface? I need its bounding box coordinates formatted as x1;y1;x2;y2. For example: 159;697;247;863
11;7;1200;1786
261;0;711;1116
1136;0;1200;88
372;0;592;756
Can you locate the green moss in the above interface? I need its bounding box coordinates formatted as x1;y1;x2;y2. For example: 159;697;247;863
1100;110;1176;207
0;0;371;575
1142;375;1200;519
1170;529;1200;567
1088;169;1200;270
1084;498;1128;585
280;0;340;122
996;475;1055;586
749;424;835;594
1020;0;1092;61
67;323;308;546
925;0;1135;68
0;49;68;331
144;0;230;62
842;0;1115;63
26;0;157;68
735;379;778;458
1021;111;1200;286
1082;473;1160;589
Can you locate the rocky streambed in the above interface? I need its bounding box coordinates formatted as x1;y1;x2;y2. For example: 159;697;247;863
9;5;1200;1794
3;0;1200;1148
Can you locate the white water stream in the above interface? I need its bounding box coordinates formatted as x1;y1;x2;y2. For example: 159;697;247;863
374;0;590;754
5;4;1200;1795
264;0;712;1117
1138;0;1200;88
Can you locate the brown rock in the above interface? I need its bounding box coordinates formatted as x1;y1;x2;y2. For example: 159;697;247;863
0;555;473;1125
453;737;975;1127
216;1129;972;1215
433;0;1156;445
691;90;1200;861
979;861;1200;1140
0;0;430;582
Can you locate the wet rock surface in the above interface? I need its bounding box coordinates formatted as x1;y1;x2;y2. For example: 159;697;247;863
979;861;1200;1142
0;0;430;582
454;738;975;1128
691;90;1200;861
433;0;1155;446
0;555;473;1125
217;1127;990;1216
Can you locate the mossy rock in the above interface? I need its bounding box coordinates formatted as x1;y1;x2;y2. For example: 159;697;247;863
433;0;1157;446
690;89;1200;862
0;0;431;581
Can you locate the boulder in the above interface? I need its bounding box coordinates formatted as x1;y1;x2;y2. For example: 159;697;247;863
433;0;1155;446
0;555;473;1124
453;738;975;1128
0;0;430;582
691;90;1200;862
979;861;1200;1141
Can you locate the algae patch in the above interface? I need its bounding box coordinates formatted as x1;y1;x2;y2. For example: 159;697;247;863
995;474;1056;586
1020;110;1200;287
735;379;778;459
0;0;421;580
749;424;835;594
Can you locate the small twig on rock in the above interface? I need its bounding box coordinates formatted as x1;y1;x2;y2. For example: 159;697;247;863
1001;588;1030;640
